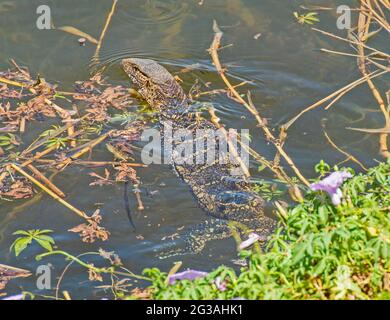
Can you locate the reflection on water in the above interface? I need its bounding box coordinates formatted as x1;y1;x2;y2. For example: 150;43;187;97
0;0;388;299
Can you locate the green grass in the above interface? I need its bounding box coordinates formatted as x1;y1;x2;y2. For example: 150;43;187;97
138;160;390;300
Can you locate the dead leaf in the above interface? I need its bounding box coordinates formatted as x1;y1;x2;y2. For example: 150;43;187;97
69;209;110;243
0;264;31;290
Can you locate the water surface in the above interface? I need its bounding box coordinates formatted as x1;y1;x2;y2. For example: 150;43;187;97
0;0;388;299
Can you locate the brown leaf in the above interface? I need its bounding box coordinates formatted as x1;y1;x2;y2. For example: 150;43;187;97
88;265;103;282
98;248;122;266
69;209;110;243
0;264;31;290
130;287;153;300
88;170;114;187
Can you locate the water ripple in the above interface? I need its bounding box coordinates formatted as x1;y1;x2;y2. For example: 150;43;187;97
118;0;189;26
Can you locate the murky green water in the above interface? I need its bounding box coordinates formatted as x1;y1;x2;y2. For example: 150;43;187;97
0;0;388;299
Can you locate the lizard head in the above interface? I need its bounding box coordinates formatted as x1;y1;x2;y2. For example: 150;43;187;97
122;58;187;109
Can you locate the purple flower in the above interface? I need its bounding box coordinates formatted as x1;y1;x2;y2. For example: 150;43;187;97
215;276;227;292
2;294;24;300
310;171;352;205
168;269;208;284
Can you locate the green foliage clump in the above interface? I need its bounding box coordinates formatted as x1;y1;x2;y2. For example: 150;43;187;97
141;160;390;300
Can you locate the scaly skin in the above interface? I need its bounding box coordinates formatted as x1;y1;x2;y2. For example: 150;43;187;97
122;58;276;257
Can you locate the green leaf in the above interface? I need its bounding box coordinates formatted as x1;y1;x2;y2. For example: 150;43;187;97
34;238;53;252
11;237;32;257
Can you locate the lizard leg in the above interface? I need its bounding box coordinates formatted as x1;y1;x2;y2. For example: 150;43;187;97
157;219;234;259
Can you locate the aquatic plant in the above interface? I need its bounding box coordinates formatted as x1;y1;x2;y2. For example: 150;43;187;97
10;229;55;257
293;11;320;25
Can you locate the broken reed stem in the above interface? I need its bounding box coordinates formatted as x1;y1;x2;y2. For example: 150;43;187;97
319;48;387;60
57;130;113;169
273;127;287;167
208;108;251;179
238;137;293;184
94;0;118;62
76;161;146;167
323;130;368;171
22;119;83;155
20;144;58;168
361;1;390;31
357;1;390;158
0;76;28;88
10;164;90;220
311;27;390;58
26;164;66;198
0;171;8;184
39;97;76;147
284;69;387;129
1;59;75;142
208;20;310;187
19;159;147;167
0;76;72;96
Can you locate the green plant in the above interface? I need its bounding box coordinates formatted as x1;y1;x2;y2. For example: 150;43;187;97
0;133;20;151
10;229;55;257
294;11;320;25
138;160;390;300
252;180;284;201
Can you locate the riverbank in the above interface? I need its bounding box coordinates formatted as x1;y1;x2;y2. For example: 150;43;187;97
133;160;389;300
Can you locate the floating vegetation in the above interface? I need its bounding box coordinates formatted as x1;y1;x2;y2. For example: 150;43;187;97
0;59;147;241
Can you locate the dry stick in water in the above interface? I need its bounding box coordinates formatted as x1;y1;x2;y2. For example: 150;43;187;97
8;59;76;143
93;0;118;62
134;184;144;211
0;171;8;185
357;1;390;158
20;159;147;168
323;130;368;171
208;109;294;185
26;164;66;198
20;144;59;168
208;108;251;178
57;130;114;169
9;164;90;220
0;68;76;146
361;0;390;32
311;27;390;58
283;69;387;130
208;20;310;188
23;116;88;155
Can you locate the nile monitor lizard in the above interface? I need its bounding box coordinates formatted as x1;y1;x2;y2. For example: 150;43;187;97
122;58;276;257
